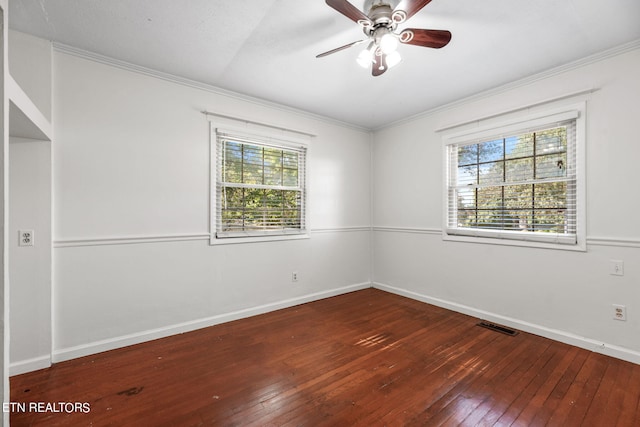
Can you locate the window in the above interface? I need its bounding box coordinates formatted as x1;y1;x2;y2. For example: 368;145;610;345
212;126;308;242
444;108;584;249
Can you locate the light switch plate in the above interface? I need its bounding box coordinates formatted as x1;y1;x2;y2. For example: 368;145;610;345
610;260;624;276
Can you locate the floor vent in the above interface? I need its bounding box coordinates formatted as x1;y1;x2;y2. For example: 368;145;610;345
477;321;519;336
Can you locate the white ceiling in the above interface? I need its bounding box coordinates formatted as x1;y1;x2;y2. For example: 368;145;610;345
8;0;640;129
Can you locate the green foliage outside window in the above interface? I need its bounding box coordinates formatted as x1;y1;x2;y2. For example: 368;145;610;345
454;126;571;234
219;140;303;233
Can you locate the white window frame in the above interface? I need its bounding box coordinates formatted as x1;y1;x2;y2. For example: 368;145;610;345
210;123;310;245
442;103;586;251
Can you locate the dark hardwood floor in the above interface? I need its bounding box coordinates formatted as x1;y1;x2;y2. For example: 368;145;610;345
10;288;640;426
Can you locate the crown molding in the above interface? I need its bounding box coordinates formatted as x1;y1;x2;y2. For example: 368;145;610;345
377;38;640;132
52;39;639;134
52;42;370;134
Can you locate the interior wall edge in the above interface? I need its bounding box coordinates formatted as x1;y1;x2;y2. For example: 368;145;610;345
372;282;640;365
50;281;372;366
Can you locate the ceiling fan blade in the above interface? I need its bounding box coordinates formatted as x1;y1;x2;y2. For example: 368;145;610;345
372;52;387;77
394;0;433;22
325;0;371;25
399;28;452;49
316;40;366;58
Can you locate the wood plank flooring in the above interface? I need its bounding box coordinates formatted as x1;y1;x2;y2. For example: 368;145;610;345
10;289;640;426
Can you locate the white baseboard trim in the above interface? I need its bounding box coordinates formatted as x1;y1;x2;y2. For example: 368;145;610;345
373;282;640;365
10;355;52;376
52;282;372;364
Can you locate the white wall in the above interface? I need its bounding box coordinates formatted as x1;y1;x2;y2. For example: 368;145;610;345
8;31;51;122
9;138;51;373
372;45;640;363
1;1;9;423
50;49;372;361
7;30;53;376
10;29;640;375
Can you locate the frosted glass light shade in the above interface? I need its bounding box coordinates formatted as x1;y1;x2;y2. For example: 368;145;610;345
380;33;398;54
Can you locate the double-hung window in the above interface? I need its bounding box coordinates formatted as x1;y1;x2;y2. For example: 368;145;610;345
212;126;308;243
444;107;585;249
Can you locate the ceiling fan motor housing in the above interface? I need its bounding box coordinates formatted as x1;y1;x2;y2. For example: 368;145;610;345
363;4;397;34
364;4;403;50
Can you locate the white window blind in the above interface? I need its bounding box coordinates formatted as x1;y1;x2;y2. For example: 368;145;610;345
446;119;578;245
214;129;307;239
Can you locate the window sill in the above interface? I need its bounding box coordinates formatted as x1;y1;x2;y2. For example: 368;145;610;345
209;233;310;246
442;231;586;252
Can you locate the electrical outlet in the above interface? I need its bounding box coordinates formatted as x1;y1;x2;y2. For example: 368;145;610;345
613;304;627;321
292;271;299;282
610;260;624;276
18;230;34;247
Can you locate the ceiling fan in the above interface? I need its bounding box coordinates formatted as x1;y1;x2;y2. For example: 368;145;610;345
317;0;451;76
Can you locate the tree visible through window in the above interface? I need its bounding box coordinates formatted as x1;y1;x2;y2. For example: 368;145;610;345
446;120;577;244
215;131;307;239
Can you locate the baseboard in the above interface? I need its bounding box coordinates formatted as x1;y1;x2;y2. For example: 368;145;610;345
373;282;640;365
10;355;52;376
52;282;372;364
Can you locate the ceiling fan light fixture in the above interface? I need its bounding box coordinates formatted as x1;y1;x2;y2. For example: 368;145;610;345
379;32;398;54
356;48;373;68
386;50;402;68
319;0;452;76
356;42;375;68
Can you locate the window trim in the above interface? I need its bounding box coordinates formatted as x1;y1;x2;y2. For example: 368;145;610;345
442;103;586;251
209;122;310;245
